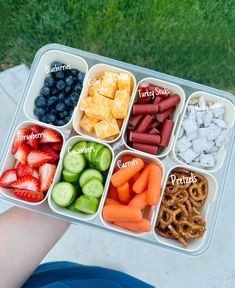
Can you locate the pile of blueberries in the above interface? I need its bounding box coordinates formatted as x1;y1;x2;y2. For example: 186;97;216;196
34;61;85;126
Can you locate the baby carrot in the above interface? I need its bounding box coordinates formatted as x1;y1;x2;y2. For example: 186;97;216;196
108;183;119;201
114;218;151;233
111;158;145;187
131;171;141;182
146;165;162;205
117;182;131;205
128;191;148;210
105;198;121;206
102;205;143;222
132;162;157;194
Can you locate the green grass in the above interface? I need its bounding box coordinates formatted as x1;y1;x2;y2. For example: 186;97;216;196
0;0;234;90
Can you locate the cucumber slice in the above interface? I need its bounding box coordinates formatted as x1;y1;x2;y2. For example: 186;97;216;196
62;169;80;183
52;182;76;207
63;151;86;174
79;169;103;187
72;141;87;153
75;195;99;214
82;178;104;198
91;143;104;165
95;147;112;171
67;202;79;213
84;142;96;163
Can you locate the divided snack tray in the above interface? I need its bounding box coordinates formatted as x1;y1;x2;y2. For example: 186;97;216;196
0;43;234;256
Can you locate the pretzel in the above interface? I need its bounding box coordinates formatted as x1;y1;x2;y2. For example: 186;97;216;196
155;167;208;247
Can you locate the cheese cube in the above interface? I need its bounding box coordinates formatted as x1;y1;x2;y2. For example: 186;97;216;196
117;73;132;95
88;81;102;96
79;97;93;111
93;92;113;107
85;103;112;122
115;90;130;104
98;82;117;99
80;114;99;133
112;90;130;119
94;118;120;139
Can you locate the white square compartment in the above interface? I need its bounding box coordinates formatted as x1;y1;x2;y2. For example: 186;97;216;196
122;77;185;158
73;63;136;143
0;121;65;206
153;164;218;253
172;91;235;172
100;149;165;237
48;135;114;222
23;49;88;129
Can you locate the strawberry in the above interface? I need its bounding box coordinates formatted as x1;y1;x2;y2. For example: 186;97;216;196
11;175;40;192
27;134;39;150
15;144;31;165
32;169;39;179
15;163;33;178
30;125;43;134
39;163;56;192
49;142;63;151
12;129;29;154
40;128;62;144
27;150;53;168
0;169;17;188
13;189;44;202
40;144;59;163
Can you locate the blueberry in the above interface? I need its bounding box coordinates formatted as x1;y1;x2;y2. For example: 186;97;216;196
69;109;74;117
77;72;85;83
46;113;56;124
65;116;71;123
48;96;58;106
39;114;48;123
56;102;66;112
70;92;79;104
56;80;66;91
64;97;72;107
35;96;46;107
34;107;45;116
57;93;65;101
55;71;65;79
50;108;58;115
40;86;50;97
74;83;82;93
65;75;74;86
65;85;73;95
70;68;79;76
55;119;66;126
51;61;62;69
51;87;58;96
44;76;55;87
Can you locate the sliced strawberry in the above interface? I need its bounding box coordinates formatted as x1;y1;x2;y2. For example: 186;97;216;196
30;125;43;134
12;129;29;154
14;160;20;168
11;175;40;192
15;163;33;178
40;129;62;144
15;144;31;165
0;169;17;188
27;134;39;150
49;142;63;151
27;150;53;168
32;169;39;179
13;189;44;202
39;163;56;192
40;144;59;163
